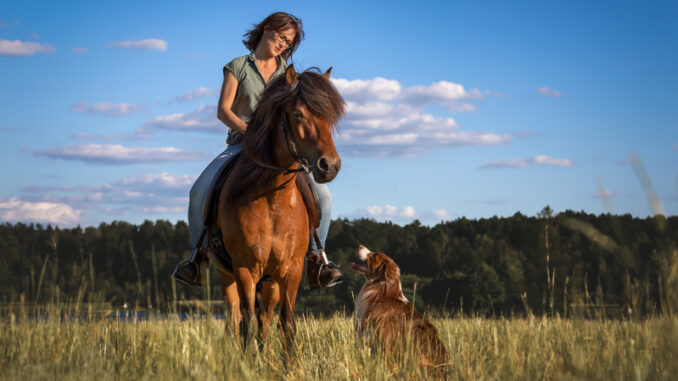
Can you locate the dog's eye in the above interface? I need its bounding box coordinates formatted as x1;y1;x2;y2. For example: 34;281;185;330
293;110;303;119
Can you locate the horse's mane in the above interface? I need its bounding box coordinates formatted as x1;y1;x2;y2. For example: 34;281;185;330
227;68;345;207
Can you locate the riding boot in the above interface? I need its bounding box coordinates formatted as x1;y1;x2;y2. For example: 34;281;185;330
172;246;208;287
306;250;343;289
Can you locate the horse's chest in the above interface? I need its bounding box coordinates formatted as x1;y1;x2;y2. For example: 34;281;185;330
238;189;301;218
270;191;301;221
241;190;306;243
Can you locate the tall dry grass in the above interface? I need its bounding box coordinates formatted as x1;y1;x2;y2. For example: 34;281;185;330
1;309;677;380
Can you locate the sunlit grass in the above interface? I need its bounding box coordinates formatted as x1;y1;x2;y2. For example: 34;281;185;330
1;310;676;380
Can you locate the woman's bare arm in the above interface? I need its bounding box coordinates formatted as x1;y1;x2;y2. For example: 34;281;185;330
217;71;247;133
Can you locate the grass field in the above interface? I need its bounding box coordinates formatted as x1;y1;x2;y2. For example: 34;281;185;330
1;310;677;380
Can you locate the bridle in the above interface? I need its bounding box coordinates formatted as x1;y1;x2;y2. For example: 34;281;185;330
280;107;312;169
252;79;311;175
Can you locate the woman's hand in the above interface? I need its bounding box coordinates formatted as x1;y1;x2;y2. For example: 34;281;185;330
217;71;247;133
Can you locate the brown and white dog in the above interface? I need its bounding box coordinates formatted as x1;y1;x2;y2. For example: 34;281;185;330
351;244;447;367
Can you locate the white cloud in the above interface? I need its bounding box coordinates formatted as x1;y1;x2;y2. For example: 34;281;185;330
594;189;613;199
72;132;123;142
175;86;217;102
341;204;452;224
0;38;55;56
139;104;223;136
333;77;482;110
110;38;168;51
403;81;482;105
142;206;186;214
110;172;196;194
16;172;198;224
448;103;478;112
337;106;511;157
136;76;509;157
485;90;505;98
537;87;563;97
344;101;395;117
70;101;145;117
480;154;573;169
34;144;206;164
37;173;195;202
426;208;453;221
331;77;510;157
0;197;82;226
73;47;88;54
365;204;416;220
331;77;402;102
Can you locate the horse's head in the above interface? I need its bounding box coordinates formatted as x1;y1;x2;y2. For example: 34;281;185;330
282;65;345;183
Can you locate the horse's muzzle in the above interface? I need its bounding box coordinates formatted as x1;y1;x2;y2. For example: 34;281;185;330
313;156;341;183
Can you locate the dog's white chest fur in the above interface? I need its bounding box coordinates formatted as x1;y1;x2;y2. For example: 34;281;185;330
354;281;409;331
355;284;374;327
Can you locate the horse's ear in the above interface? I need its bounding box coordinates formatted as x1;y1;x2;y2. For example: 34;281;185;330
322;67;333;80
286;65;297;85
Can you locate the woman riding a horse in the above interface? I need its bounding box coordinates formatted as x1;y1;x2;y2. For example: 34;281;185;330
219;64;344;342
173;12;344;340
173;12;342;289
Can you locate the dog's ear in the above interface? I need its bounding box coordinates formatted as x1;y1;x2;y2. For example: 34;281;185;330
384;261;400;281
374;259;399;279
373;261;391;281
383;262;402;293
374;260;402;290
373;262;387;281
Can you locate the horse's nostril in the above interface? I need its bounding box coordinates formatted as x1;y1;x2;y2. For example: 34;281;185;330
317;157;329;172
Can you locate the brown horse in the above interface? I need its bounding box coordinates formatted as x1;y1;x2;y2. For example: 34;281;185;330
213;65;345;345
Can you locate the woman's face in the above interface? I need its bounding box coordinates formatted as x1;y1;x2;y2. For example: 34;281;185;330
261;27;296;57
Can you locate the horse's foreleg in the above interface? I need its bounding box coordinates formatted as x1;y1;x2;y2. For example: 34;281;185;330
257;281;279;340
220;272;241;339
279;271;302;349
233;267;257;345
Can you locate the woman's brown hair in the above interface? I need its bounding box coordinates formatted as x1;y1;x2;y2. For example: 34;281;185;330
242;12;304;60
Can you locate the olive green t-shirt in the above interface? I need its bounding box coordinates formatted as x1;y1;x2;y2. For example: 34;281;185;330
223;52;288;144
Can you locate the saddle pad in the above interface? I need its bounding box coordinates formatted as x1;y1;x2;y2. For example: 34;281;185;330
203;151;242;225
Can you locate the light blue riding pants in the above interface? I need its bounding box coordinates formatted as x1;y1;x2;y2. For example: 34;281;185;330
188;144;332;253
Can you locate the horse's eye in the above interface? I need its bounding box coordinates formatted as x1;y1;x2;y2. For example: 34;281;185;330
293;110;303;119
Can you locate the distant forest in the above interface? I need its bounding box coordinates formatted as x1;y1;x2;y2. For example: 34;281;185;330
1;207;676;317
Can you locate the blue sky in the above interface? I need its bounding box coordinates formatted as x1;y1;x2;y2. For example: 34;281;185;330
1;0;677;227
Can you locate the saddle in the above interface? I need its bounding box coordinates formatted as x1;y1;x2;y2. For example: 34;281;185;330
201;155;322;274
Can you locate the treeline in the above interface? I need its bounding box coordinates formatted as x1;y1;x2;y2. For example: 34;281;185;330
1;207;676;317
